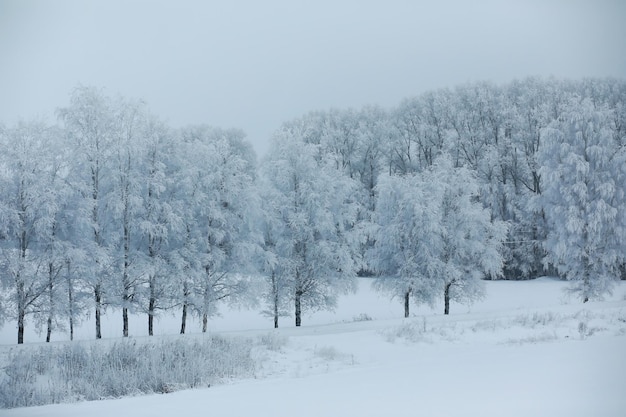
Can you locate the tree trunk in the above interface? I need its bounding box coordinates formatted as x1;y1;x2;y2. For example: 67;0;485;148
180;302;187;334
92;166;102;340
295;290;302;327
67;262;74;342
95;284;102;339
69;309;74;341
272;271;279;329
148;294;155;336
17;307;25;345
122;215;131;338
17;234;26;345
46;263;54;343
123;307;129;337
46;316;52;343
273;293;279;329
444;282;452;315
180;282;188;334
202;313;208;333
404;290;410;318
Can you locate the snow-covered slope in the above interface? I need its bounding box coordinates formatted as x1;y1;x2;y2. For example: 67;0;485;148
2;278;626;416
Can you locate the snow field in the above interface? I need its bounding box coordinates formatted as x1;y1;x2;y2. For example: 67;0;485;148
2;277;626;416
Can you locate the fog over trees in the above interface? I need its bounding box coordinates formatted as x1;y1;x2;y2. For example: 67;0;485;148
1;77;625;343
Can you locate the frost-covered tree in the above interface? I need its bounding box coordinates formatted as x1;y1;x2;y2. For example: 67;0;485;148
136;117;182;336
390;90;449;175
257;178;292;328
174;126;258;333
262;127;359;326
57;86;115;339
36;126;75;342
428;157;507;314
0;121;59;343
538;100;626;301
371;155;507;316
107;97;149;337
369;173;441;317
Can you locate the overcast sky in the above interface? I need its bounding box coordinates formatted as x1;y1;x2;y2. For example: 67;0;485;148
1;0;625;156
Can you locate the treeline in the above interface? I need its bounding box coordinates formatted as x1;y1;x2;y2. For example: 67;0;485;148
1;78;625;343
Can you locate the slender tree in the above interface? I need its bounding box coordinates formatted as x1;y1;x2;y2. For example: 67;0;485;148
0;121;54;343
57;86;114;339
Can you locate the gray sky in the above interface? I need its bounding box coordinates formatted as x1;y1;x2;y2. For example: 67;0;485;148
1;0;625;156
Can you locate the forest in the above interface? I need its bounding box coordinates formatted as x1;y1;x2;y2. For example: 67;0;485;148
1;77;625;344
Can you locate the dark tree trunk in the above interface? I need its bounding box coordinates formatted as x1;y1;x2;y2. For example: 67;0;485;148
92;166;102;340
273;293;279;329
17;308;25;345
180;282;189;335
295;290;302;327
148;295;155;336
122;220;130;338
69;316;74;341
46;316;52;343
123;307;129;337
272;271;279;328
46;263;54;343
202;313;208;333
444;282;452;315
17;234;26;345
67;262;74;341
180;302;187;334
148;264;157;336
404;290;410;318
95;284;102;339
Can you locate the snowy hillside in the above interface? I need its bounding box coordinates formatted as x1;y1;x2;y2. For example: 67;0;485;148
2;277;625;416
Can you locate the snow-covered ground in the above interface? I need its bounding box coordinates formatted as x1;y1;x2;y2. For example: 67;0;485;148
2;277;626;416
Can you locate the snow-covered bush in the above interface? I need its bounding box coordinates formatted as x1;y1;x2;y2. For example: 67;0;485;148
352;313;373;322
384;320;431;343
313;345;344;361
506;331;559;345
0;335;255;409
257;331;288;352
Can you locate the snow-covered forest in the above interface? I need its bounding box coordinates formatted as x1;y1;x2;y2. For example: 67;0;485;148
1;77;625;347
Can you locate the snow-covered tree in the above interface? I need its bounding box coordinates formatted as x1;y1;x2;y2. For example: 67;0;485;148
35;126;75;342
538;99;626;301
106;97;149;337
135;116;182;336
371;155;507;316
369;172;441;317
429;157;507;314
0;121;59;343
57;86;115;339
257;177;292;328
262;127;359;326
174;126;258;333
